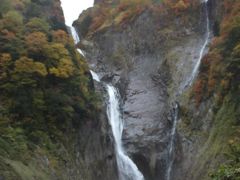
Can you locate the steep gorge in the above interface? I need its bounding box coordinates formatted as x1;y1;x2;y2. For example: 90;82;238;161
75;0;209;179
74;0;239;179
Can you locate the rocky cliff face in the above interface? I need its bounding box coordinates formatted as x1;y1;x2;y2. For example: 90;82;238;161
75;1;219;180
67;97;118;180
75;0;238;180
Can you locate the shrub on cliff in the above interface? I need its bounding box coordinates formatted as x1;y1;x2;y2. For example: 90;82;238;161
210;142;240;180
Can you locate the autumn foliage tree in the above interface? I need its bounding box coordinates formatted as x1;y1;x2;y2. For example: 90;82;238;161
0;0;97;140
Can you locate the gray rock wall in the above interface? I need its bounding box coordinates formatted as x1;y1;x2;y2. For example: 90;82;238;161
78;6;205;179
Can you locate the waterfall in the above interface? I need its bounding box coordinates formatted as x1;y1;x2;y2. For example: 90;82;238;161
166;103;179;180
185;0;210;87
107;85;144;180
61;1;144;179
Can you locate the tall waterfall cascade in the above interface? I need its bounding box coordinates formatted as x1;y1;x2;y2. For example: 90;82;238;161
60;1;144;179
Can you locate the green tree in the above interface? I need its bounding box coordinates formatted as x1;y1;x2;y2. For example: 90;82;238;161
14;56;48;77
0;53;12;80
43;43;70;67
49;58;74;78
2;10;23;33
25;18;50;34
0;0;11;17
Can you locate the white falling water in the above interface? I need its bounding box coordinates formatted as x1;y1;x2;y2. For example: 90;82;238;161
70;26;98;80
90;70;100;82
185;0;210;87
70;26;86;57
69;22;100;82
70;26;80;44
77;49;85;57
107;85;144;180
166;103;179;180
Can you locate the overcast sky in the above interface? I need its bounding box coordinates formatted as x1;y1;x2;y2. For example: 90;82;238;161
61;0;94;26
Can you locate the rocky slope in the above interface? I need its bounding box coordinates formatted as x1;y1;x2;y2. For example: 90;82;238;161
75;0;239;179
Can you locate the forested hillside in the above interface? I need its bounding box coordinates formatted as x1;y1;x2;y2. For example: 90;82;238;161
0;0;104;179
